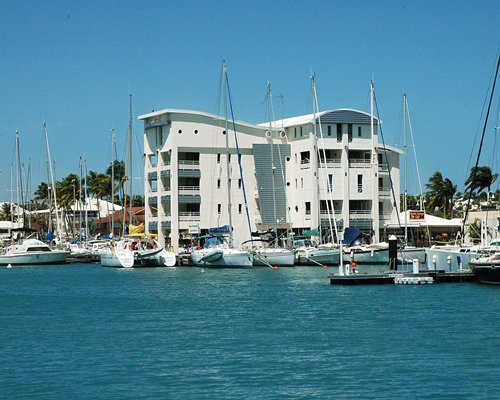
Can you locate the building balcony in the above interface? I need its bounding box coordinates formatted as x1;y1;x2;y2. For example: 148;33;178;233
320;159;341;168
178;160;200;169
378;163;389;172
379;187;391;197
349;210;372;219
179;186;200;195
300;159;311;169
348;159;371;168
319;210;342;217
179;212;201;222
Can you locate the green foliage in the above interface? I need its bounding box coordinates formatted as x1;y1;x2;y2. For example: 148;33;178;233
425;171;457;218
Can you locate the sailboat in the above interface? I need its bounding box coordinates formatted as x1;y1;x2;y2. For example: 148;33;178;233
100;96;176;268
398;94;427;263
294;74;341;266
252;82;295;267
190;61;253;268
0;130;70;266
341;86;428;268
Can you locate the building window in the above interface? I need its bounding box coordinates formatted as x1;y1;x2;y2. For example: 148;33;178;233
358;174;363;192
327;125;332;137
294;127;297;138
328;174;333;192
238;179;242;189
217;153;221;163
217;179;221;189
358;126;362;137
238;204;242;214
228;153;231;163
301;178;304;189
348;124;353;142
295;179;297;189
305;202;311;215
337;124;342;142
217;204;221;214
300;126;303;137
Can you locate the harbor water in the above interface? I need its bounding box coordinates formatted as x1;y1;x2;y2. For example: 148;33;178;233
0;264;498;399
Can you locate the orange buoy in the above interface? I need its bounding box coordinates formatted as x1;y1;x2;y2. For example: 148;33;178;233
273;266;279;270
322;264;328;268
351;262;357;267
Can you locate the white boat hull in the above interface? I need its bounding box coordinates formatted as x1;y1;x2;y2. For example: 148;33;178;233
425;246;480;271
191;247;253;268
295;248;340;266
100;248;174;268
253;248;295;267
0;251;70;265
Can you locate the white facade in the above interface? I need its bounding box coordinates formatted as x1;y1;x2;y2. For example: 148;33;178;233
139;108;402;252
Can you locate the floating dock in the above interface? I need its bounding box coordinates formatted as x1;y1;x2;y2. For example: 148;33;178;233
330;270;475;285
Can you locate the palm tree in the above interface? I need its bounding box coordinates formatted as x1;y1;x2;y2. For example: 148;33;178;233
34;182;50;208
465;166;498;198
426;171;457;218
106;160;125;204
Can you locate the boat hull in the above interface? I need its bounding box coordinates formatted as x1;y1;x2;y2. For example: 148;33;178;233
253;249;295;267
425;246;480;271
295;248;340;266
0;251;70;265
100;248;173;268
472;265;500;284
191;248;253;268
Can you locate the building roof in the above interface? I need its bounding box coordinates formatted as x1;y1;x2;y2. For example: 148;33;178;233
385;211;463;228
138;108;265;131
259;109;380;128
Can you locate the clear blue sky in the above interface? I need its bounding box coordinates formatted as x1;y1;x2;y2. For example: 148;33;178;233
1;0;499;201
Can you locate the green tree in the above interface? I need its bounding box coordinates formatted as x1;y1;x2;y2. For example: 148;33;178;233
426;171;457;218
465;166;498;197
34;182;50;208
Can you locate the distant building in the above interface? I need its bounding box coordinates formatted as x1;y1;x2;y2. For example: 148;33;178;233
139;108;402;252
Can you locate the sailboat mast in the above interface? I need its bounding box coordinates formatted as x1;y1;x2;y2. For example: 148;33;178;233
222;61;233;246
15;131;25;226
44;123;62;240
111;129;115;237
267;82;278;247
370;81;380;243
403;94;408;246
312;75;336;243
128;94;133;227
83;159;89;240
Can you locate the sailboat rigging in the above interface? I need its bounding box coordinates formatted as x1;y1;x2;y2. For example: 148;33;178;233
100;95;176;268
190;60;253;267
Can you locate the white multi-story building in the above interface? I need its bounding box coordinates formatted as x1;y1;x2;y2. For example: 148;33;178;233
139;107;402;252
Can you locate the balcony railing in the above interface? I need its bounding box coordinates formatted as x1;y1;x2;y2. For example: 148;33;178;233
348;159;371;168
319;158;342;168
349;210;372;219
179;212;201;221
178;160;200;167
179;186;200;192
